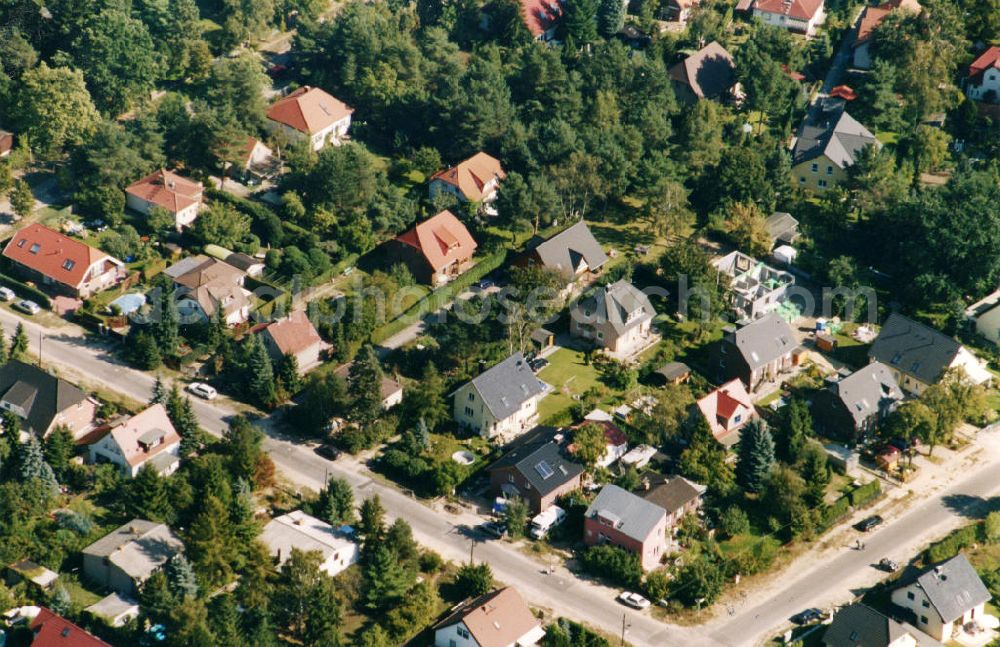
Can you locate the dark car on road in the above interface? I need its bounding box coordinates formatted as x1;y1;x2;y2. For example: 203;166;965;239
478;521;507;539
314;444;341;461
855;515;884;532
790;608;825;625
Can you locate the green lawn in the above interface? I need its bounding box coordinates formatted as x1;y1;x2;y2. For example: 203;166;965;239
63;580;103;608
536;347;604;422
875;131;900;146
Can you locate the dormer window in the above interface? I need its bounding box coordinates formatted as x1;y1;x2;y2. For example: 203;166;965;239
16;239;25;248
63;260;75;271
29;243;40;254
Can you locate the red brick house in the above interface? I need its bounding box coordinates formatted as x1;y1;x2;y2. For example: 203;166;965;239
584;484;668;571
2;223;125;298
389;210;477;286
487;434;584;514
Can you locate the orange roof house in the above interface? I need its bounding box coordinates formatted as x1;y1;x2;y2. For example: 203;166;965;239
429;152;506;213
87;404;181;478
829;85;858;101
125;169;204;229
261;310;328;374
392;210;478;286
433;587;546;647
30;607;112;647
695;379;757;447
266;86;354;151
515;0;563;40
852;0;921;68
2;223;125;299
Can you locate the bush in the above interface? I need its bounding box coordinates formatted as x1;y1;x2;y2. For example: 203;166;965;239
848;479;881;508
418;551;444;574
670;557;724;607
581;545;642;589
0;271;52;308
718;506;751;539
542;618;611;647
821;495;851;530
985;512;1000;543
925;524;979;564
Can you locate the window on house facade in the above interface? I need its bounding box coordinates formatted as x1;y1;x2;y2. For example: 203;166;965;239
826;166;833;175
818;179;828;188
921;600;929;608
464;406;474;417
799;176;806;183
468;392;474;401
920;616;928;625
810;163;818;172
907;591;915;600
457;627;470;639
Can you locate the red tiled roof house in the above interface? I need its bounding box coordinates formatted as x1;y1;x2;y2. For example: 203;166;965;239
967;47;1000;104
2;223;125;299
429;152;506;215
266;86;353;152
695;379;758;448
390;210;477;286
750;0;826;36
261;310;329;375
30;607;111;647
125;169;203;230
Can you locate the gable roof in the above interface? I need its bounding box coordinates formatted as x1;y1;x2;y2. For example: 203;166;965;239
669;41;737;99
260;510;355;563
30;607;112;647
516;0;563;37
0;360;89;435
827;362;903;426
466;352;547;421
224;252;264;273
868;313;962;385
430;152;506;202
102;404;181;469
332;362;402;403
3;223;121;290
909;554;992;623
586;484;667;542
856;0;922;45
266;86;353;135
528;220;608;277
753;0;824;20
792;108;878;169
572;280;656;336
125;169;202;214
434;587;543;647
823;603;916;647
82;520;183;582
395;210;478;272
765;212;800;245
970;46;1000;81
487;439;584;498
696;379;755;446
726;313;798;370
642;475;706;516
262;310;324;357
169;256;249;319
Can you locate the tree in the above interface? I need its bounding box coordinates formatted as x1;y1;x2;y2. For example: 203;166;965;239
220;0;277;49
10;180;33;219
679;100;725;174
643;177;694;241
775;398;811;462
385;518;420;568
562;0;598;44
761;465;813;540
206;56;270;131
454;562;494;598
43;426;73;478
154;289;180;357
800;443;831;507
886;400;938;454
679;417;733;495
403;363;449;429
166;386;203;457
573;422;607;469
503;495;530;539
718;505;751;539
14;63;100;157
671;557;724;607
186;495;235;586
17;435;59;496
358;494;386;548
272;549;342;645
735;420;774;494
348;345;384;425
245;334;278;409
725;202;772;257
151;376;167;405
363;545;413;612
276;354;301;397
127;465;174;522
190;202;252;250
223;416;264;483
597;0;625;37
129;330;163;370
165;554;199;600
315;477;355;526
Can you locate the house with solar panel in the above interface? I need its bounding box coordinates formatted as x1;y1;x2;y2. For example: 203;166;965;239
453;352;549;441
487;434;584;513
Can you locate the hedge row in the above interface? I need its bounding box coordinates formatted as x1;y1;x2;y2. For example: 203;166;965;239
925;523;980;564
0;271;52;309
821;495;852;530
848;479;882;508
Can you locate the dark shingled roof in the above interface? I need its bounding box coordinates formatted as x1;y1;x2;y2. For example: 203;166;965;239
467;352;547;421
725;313;798;371
0;360;88;435
792;106;878;169
641;475;705;516
655;361;691;382
823;603;916;647
826;362;904;427
668;41;738;99
906;554;992;623
571;280;656;336
868;313;962;385
487;439;583;498
527;220;608;278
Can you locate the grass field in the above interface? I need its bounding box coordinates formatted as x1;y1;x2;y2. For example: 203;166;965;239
536;347;604;421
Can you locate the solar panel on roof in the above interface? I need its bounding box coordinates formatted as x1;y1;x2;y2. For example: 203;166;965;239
535;461;554;479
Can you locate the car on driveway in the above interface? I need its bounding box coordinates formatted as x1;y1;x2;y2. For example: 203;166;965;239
0;287;15;302
855;515;884;532
529;358;549;372
187;382;218;400
790;608;826;625
13;299;40;315
878;557;899;572
618;592;651;610
315;444;341;461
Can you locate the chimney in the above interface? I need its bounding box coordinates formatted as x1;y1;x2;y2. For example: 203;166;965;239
167;180;176;190
642;477;651;491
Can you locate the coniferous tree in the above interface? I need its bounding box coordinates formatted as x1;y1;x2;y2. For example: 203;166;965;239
245;334;277;408
165;553;199;600
348;345;383;425
276;354;301;396
230;478;261;547
272;549;341;645
404;364;448;429
43;426;74;478
678;417;733;494
800;443;831;507
454;562;494;598
223;416;263;483
735;420;775;494
139;570;177;625
358;494;386;549
363;545;412;612
316;477;355;526
130;330;162;369
385;518;419;568
150;376;167;405
207;593;243;647
9;323;29;361
17;435;59;495
563;0;598;44
156;288;180;357
127;465;174;522
186;494;235;586
597;0;625;37
776;398;812;463
49;583;71;616
167;385;203;457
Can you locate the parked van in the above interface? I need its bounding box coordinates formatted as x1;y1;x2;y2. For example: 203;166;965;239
529;505;566;539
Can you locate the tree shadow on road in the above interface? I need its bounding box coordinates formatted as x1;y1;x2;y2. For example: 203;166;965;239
940;494;1000;519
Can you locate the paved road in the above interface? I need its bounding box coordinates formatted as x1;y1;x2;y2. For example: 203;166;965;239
6;304;1000;647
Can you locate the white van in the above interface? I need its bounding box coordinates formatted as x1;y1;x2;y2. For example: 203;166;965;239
529;505;566;540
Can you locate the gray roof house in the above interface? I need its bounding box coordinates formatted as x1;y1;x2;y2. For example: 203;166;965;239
765;212;800;246
570;280;657;358
584;485;668;570
453;352;549;440
523;221;608;284
869;313;992;394
824;603;942;647
82;520;184;596
669;41;740;103
793;106;879;170
890;554;992;642
641;475;706;528
0;360;95;438
715;313;800;392
813;362;904;444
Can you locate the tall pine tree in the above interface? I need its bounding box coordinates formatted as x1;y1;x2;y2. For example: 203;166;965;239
165;553;199;600
150;376;167;405
18;435;59;496
186;494;234;586
597;0;625;37
9;323;28;361
245;334;277;408
735;420;775;494
127;465;174;522
348;345;383;425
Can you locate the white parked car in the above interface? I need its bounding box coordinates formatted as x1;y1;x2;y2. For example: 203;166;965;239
618;592;651;610
0;287;15;302
187;382;218;400
13;299;40;315
529;505;567;540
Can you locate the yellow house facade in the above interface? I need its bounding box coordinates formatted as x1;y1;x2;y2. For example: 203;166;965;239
792;153;849;192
